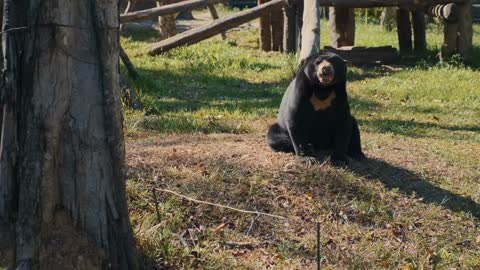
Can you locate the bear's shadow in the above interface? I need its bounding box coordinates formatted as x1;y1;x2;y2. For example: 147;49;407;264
348;157;480;219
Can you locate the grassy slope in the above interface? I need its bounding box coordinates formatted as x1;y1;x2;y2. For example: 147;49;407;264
122;13;480;269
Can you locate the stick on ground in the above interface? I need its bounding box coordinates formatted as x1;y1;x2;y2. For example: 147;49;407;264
155;187;287;219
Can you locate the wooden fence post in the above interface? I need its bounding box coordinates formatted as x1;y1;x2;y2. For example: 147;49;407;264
412;10;426;50
440;21;458;60
329;7;355;47
396;8;412;52
157;0;177;38
207;4;227;40
457;0;473;62
259;0;272;51
271;6;284;51
283;0;297;53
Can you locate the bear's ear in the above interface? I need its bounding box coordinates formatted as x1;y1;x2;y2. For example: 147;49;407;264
303;66;312;81
303;63;316;82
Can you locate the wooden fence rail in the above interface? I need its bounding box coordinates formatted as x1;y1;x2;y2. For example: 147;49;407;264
120;0;218;23
146;0;285;55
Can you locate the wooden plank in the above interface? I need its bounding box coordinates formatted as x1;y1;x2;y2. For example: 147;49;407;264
146;0;285;55
323;46;400;65
120;0;216;23
121;0;467;25
120;46;139;79
318;0;465;8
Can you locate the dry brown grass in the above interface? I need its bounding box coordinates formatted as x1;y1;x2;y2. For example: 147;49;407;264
126;130;480;269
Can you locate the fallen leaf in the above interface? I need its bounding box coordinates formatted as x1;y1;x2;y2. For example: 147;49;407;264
404;263;413;270
476;235;480;245
304;192;314;200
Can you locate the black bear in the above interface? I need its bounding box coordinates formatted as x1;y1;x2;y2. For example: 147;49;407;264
266;52;365;166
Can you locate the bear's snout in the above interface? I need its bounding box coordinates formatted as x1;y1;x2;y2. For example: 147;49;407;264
316;60;335;85
321;65;333;75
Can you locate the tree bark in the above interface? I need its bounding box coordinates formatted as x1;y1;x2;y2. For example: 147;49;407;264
299;0;321;60
0;0;138;269
329;7;355;47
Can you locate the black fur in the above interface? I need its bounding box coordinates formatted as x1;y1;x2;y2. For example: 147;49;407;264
266;52;365;165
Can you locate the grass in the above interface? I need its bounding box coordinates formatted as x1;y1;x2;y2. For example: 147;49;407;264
122;11;480;269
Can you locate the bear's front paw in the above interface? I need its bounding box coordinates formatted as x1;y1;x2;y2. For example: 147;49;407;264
331;154;348;167
297;156;319;165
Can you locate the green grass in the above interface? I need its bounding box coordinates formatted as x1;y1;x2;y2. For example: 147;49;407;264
122;13;480;270
122;19;480;140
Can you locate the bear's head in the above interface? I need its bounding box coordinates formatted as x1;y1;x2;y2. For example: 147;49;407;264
301;52;347;87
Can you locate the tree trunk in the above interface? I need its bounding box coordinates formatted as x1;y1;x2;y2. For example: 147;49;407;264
299;0;321;61
329;7;355;47
0;0;138;269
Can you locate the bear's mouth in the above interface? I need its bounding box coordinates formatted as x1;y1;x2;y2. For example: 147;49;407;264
318;73;334;85
316;61;335;86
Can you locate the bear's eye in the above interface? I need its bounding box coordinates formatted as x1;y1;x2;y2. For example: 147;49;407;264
314;59;322;65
